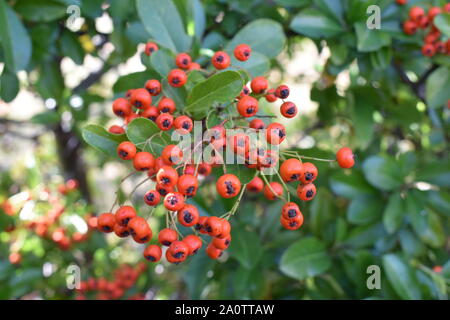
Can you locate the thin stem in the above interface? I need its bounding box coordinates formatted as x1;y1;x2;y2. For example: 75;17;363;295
275;171;291;202
226;183;247;218
128;177;150;199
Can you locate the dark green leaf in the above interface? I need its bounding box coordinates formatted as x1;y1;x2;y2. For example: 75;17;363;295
354;22;391;52
185;70;244;119
0;1;32;72
329;171;377;198
347;195;383;225
82;124;127;157
383;192;404;234
280;237;331;280
433;13;450;37
426;66;450;109
126;118;170;155
228;227;263;269
136;0;191;52
14;0;67;22
382;253;422;300
226;19;286;58
290;8;344;39
0;69;19;102
362;156;404;191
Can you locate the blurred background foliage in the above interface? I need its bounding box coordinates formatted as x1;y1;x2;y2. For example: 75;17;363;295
0;0;449;299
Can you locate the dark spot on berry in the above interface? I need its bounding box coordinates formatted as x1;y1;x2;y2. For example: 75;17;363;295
146;193;155;202
135;101;142;108
280;89;289;98
119;150;128;158
150;116;157;121
102;226;112;232
169;155;179;163
305;172;314;181
172;78;180;84
167;196;178;205
120;230;130;237
192;249;198;255
146;255;156;262
246;107;254;114
216;55;224;62
183;211;193;223
288;209;297;218
225;181;235;195
117;111;124;116
195;223;202;231
287;107;296;115
289;221;298;227
140;235;149;242
173;251;184;259
182;58;189;65
162;119;171;127
186;186;195;195
244;51;250;57
150;48;155;52
278;129;286;138
122;217;131;226
257;148;265;156
162;177;170;185
225;239;230;246
158;188;168;196
306;190;314;198
182;122;190;130
243;88;249;94
218;251;223;257
162;107;169;113
162;240;171;246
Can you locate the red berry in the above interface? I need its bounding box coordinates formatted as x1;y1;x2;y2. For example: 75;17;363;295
155;113;174;131
117;142;137;160
145;42;158;56
206;243;223;259
403;20;418;35
234;44;251;61
177;204;199;227
115;206;137;226
280;158;303;182
143;190;160;206
158;228;178;246
336;147;355;168
216;174;241;198
163;192;185;211
173;115;193;133
156;165;179;187
299;162;318;184
409;6;425;23
157;97;176;114
280;101;297;118
167;240;189;262
97;213;115;233
130;88;152;109
177;174;198;197
143;245;162;262
250;76;268;94
182;235;202;255
133;152;155;171
281;202;302;220
212;51;230;70
265;89;277;102
145;79;161;96
161;144;183;165
422;43;436;57
112;98;132;117
246;176;264;192
263;182;283;200
297;183;316;201
175;53;192;69
266;122;286;145
168;69;187;87
237;95;259;117
108;125;125;134
275;85;290;99
249;118;265;130
141;106;159;121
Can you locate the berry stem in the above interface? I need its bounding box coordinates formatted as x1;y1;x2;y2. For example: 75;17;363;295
275;170;291;202
282;151;336;163
226;183;247;218
128;177;150;199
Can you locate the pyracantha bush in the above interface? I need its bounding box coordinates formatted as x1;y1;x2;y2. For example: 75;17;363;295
85;43;356;264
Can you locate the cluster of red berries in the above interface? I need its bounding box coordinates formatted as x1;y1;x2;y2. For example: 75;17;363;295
2;181;97;264
402;4;450;57
75;263;147;300
95;40;356;265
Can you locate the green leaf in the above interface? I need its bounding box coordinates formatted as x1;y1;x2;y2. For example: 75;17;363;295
59;31;85;65
183;250;214;299
347;195;383;225
149;48;176;78
0;0;32;72
309;188;334;236
230;52;270;77
329;171;377;198
226;19;286;58
30;111;61;125
14;0;67;22
290;8;344;39
113;71;160;96
174;0;206;40
362;156;404;191
382;254;422;300
82;124;127;157
406;191;445;248
433;13;450;37
383;192;404;234
426;66;450;109
126;118;170;155
136;0;191;52
280;237;331;280
354;22;391;52
343;223;386;249
275;0;311;7
228;227;263;269
0;69;19;102
416;160;450;188
36;63;64;101
185;70;244;119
